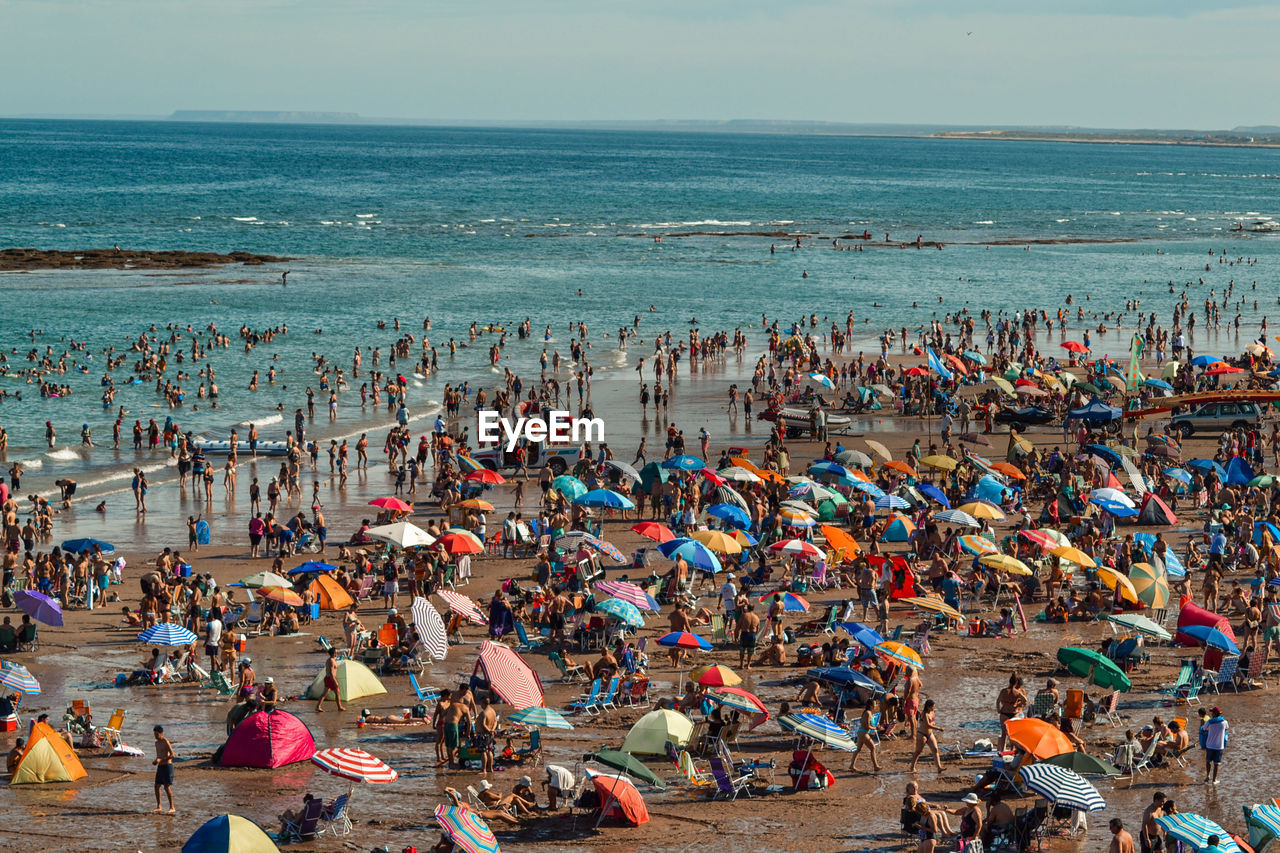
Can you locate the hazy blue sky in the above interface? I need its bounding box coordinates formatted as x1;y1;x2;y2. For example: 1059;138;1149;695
3;0;1277;127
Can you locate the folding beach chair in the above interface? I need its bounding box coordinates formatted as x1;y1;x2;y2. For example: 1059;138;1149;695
280;796;325;841
516;729;543;766
514;621;546;652
315;635;350;659
317;793;352;837
206;670;235;696
409;673;443;703
1202;655;1238;693
549;651;587;683
567;679;603;716
598;676;622;713
709;756;752;799
1158;659;1198;704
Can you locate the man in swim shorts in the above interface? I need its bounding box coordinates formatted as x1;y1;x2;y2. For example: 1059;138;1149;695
737;603;760;670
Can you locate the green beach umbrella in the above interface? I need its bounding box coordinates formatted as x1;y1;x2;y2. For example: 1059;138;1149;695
1247;474;1276;488
587;748;666;789
1040;751;1122;777
1056;647;1132;693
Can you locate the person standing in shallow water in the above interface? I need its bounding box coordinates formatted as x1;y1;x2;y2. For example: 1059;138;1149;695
152;724;175;814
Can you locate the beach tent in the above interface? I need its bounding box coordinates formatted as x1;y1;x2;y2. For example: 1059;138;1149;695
1176;597;1237;671
621;709;694;755
183;814;280;853
10;722;87;784
886;557;918;600
881;515;916;542
1137;493;1178;526
309;574;354;611
472;640;544;709
1225;456;1255;486
219;710;316;768
1067;398;1122;423
304;659;387;702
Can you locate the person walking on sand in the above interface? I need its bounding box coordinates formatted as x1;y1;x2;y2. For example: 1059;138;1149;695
910;698;945;773
152;725;176;814
315;647;346;713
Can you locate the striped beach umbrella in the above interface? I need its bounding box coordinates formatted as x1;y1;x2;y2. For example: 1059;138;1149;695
769;538;823;559
959;534;999;555
1129;562;1170;609
258;586;304;606
1247;804;1280;845
312;747;399;784
475;641;544;710
595;597;644;628
1020;528;1068;552
720;466;763;484
760;591;810;612
875;640;924;670
508;706;574;731
933;509;980;528
1155;813;1240;853
433;805;500;853
777;506;817;527
1019;764;1106;812
137;623;199;647
874;494;912;510
436;589;488;625
789;482;839;502
578;533;627;563
778;713;856;751
594;581;659;611
901;596;963;621
1106;612;1171;641
410;596;450;660
0;661;40;695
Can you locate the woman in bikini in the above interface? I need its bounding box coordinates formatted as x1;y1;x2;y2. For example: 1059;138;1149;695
910;699;945;773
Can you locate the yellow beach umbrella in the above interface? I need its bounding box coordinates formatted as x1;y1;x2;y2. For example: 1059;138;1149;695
958;501;1007;521
691;529;743;555
901;596;962;621
1049;545;1096;569
1097;566;1140;605
875;641;924;670
992;377;1017;397
920;454;958;471
1129;562;1170;609
979;554;1033;576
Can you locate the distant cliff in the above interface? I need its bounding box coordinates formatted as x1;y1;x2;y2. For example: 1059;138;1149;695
170;110;361;124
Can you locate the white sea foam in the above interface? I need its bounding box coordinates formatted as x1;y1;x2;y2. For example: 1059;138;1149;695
356;213;377;219
974;220;995;225
236;414;283;428
16;458;43;470
233;216;259;222
46;448;81;461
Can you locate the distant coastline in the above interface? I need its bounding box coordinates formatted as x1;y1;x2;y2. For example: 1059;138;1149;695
0;248;290;272
932;128;1280;149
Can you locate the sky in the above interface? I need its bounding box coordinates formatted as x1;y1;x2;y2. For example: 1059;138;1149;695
2;0;1277;128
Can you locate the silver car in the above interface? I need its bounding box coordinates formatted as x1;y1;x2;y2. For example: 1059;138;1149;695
1169;401;1261;437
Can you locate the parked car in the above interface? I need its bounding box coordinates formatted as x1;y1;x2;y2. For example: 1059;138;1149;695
1169;401;1261;437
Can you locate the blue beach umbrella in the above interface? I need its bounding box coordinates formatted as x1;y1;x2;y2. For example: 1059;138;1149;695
706;503;751;530
916;483;951;507
137;623;199;647
658;538;723;573
933;509;980;528
1189;355;1223;367
507;706;574;730
61;538;114;555
1180;624;1240;655
1155;813;1240;853
778;712;856;750
810;461;854;479
550;475;587;500
874;494;911;511
1254;521;1280;545
808;372;835;389
836;622;885;649
288;561;337;575
847;480;887;500
1162;467;1192;484
662;454;706;471
1089;497;1138;518
1082;444;1123;468
806;666;885;696
595;597;644;628
573;488;636;510
1143;378;1174;391
1186;458;1227;479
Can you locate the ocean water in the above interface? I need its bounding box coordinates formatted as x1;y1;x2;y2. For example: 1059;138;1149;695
1;119;1279;495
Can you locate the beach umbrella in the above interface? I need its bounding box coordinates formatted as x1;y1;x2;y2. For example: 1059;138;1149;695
595;598;644;628
1056;647;1132;692
837;622;885;649
832;450;874;469
13;590;64;627
137;623;199;647
769;538;823;559
433;805;500;853
631;521;675;543
369;496;412;512
1190;354;1222;367
455;455;483;473
959;432;992;446
573;488;635;510
508;706;574;731
410;596;449;661
1106;613;1171;641
1247;805;1280;848
901;596;962;621
934;509;979;528
474;641;544;710
1162;467;1192;484
819;525;861;559
258;586;303;607
237;571;293;589
1186;458;1227;479
1061;340;1089;353
365;521;436;549
874;494;912;510
690;529;743;554
759;591;810;612
662;454;706;471
603;459;642;483
1040;751;1122;777
979;554;1033;576
919;454;958;471
864;439;892;461
454;498;495;513
586;748;666;788
438;530;484;556
847;479;887;500
287;561;337;576
566;532;625;563
882;460;915;478
963;349;987;365
779;713;856;751
182;814;280;853
1155;814;1241;853
1003;718;1073;760
60;537;114;555
957;500;1005;521
708;686;768;716
550;475;587;501
789;481;838;502
1090;487;1135;508
1021;528;1069;552
464;468;506;486
436;589;487;625
1049;546;1096;568
720;465;763;483
311;747;399;784
1096;567;1140;605
1180;624;1240;655
1019;764;1106;812
732;529;759;548
1129;563;1170;609
991;462;1027;481
777;506;818;528
588;771;651;827
713;483;751;511
594;580;660;611
1090;497;1138;518
1247;474;1276;488
875;640;923;670
656;631;712;651
0;661;40;695
692;664;742;688
808;372;835;389
658;538;723;573
959;535;999;556
705;503;752;530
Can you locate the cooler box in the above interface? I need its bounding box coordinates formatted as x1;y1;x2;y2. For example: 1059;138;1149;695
306;603;320;620
177;564;192;577
0;715;17;732
235;635;248;653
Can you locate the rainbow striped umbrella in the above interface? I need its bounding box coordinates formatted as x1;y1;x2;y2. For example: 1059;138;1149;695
959;534;999;555
311;747;399;784
433;805;500;853
875;640;924;670
760;591;810;612
0;661;40;695
777;507;817;527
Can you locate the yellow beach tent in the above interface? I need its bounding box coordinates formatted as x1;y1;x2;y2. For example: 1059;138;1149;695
11;722;88;784
304;659;387;702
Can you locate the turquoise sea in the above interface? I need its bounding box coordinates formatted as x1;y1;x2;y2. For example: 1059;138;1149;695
1;119;1279;496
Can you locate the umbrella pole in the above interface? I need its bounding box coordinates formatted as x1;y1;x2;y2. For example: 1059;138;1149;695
795;743;814;791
